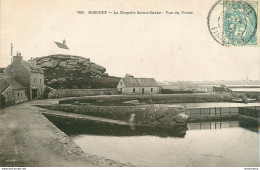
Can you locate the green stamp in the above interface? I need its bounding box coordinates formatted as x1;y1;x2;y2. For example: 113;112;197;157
223;1;258;45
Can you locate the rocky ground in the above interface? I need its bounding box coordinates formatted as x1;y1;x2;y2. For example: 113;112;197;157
0;99;134;167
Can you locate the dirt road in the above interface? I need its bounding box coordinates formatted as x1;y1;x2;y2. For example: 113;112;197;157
0;99;133;167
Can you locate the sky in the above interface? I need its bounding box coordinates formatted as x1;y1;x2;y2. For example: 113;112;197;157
0;0;259;81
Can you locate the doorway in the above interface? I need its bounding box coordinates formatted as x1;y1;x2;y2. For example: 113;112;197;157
142;88;144;94
32;89;37;99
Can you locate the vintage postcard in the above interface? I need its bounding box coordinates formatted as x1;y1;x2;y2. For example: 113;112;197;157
0;0;260;168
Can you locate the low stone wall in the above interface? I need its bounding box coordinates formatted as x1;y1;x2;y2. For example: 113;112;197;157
37;104;188;128
47;88;118;98
43;113;188;138
59;92;234;104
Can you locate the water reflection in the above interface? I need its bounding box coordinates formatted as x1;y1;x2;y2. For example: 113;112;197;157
44;114;259;166
188;121;258;132
73;124;259;166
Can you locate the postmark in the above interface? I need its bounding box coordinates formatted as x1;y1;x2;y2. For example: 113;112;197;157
208;0;258;46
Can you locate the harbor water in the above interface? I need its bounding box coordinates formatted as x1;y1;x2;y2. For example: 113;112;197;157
71;121;259;166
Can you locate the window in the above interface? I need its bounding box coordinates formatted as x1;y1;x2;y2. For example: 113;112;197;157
120;82;122;85
133;88;135;93
17;93;19;97
151;88;153;92
41;89;42;93
34;79;36;83
21;93;22;96
40;79;41;84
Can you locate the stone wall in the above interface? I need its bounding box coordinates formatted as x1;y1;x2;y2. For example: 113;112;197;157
47;88;118;98
38;104;188;128
12;89;28;104
121;87;160;95
43;113;188;137
59;92;234;104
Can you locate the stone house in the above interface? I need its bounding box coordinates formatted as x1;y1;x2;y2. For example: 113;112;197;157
0;77;28;107
117;74;159;95
4;53;45;100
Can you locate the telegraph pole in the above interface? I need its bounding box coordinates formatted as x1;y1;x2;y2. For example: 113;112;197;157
11;43;13;63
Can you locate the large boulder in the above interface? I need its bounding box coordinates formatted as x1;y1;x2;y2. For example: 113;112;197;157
174;112;189;123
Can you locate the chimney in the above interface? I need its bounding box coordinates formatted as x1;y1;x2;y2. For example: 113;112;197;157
63;39;66;45
28;57;37;66
12;51;23;63
28;60;36;65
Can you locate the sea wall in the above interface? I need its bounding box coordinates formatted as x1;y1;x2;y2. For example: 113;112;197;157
37;104;188;128
47;88;118;98
43;113;188;138
59;93;234;104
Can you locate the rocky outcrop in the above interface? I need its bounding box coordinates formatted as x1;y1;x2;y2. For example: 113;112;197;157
33;54;120;89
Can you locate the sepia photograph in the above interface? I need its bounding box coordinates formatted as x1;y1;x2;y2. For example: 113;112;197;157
0;0;260;168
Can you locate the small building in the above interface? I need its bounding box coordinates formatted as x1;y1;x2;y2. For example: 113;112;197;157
0;77;28;107
117;74;159;95
213;85;226;92
4;52;45;100
49;39;71;55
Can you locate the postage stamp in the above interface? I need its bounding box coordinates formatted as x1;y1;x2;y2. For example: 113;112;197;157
208;0;259;46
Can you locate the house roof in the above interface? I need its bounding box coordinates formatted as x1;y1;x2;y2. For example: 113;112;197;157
54;42;69;50
121;77;159;87
22;61;44;73
0;79;10;94
4;78;26;90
